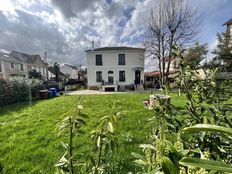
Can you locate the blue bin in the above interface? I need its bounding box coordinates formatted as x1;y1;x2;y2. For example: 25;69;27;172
49;88;57;97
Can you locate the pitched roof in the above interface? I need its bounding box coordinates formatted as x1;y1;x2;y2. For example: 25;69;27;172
63;64;78;70
48;67;65;76
0;52;21;63
223;18;232;26
85;46;145;52
10;51;47;66
144;71;160;77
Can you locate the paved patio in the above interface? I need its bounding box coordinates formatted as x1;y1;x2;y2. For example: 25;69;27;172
65;90;125;95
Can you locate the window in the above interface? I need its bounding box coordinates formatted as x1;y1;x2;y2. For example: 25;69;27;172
0;61;2;72
96;71;102;82
96;54;102;66
20;64;24;71
108;71;114;84
10;63;14;69
119;71;125;82
118;54;125;65
146;77;151;81
43;68;46;74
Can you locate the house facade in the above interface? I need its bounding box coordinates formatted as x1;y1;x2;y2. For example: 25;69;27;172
0;51;48;79
86;47;145;90
224;18;232;34
60;64;79;79
48;66;65;81
0;52;28;79
10;51;48;80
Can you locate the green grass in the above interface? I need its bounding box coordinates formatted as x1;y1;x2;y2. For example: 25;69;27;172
0;93;187;174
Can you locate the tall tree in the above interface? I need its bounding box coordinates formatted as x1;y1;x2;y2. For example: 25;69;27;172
212;30;232;72
184;42;208;69
28;69;42;79
54;62;60;82
146;0;200;87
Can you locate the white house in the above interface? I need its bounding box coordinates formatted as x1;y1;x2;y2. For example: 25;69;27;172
60;64;79;79
86;46;145;91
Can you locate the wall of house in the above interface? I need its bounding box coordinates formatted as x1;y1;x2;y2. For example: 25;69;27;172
60;65;78;79
27;65;47;79
0;60;28;79
0;60;6;78
86;50;144;87
161;58;180;73
229;24;232;46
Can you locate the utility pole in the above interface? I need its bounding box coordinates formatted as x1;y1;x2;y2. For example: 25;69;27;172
45;51;49;89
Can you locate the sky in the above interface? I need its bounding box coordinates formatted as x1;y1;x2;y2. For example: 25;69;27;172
0;0;231;70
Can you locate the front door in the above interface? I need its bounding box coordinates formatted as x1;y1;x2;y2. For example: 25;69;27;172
135;70;141;85
108;71;114;84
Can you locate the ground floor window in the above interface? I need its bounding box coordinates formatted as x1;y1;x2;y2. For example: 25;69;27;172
96;71;102;82
119;71;125;82
0;61;2;72
146;77;151;81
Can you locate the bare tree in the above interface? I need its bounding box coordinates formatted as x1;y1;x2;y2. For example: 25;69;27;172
146;0;200;87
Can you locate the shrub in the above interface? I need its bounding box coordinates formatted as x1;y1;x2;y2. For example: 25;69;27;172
0;78;43;106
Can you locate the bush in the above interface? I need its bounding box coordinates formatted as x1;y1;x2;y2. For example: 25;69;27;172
0;78;44;106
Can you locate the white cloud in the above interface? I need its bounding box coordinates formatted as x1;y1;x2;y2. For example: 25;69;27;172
0;0;231;70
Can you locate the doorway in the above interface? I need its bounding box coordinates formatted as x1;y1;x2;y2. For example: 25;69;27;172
135;70;141;85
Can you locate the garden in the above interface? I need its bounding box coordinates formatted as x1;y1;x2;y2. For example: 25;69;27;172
1;45;232;174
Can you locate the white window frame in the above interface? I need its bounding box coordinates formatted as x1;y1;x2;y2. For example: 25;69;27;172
10;62;15;69
20;64;24;71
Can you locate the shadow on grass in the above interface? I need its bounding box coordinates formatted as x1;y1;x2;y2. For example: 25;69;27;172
0;100;40;116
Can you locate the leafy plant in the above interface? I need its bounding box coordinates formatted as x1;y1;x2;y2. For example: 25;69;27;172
90;100;121;174
55;100;88;174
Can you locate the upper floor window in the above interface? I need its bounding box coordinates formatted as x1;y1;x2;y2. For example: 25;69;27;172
10;63;14;69
118;54;125;65
96;54;102;66
20;64;24;71
0;61;2;72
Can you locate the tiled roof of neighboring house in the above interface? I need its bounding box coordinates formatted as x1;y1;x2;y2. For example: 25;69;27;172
63;64;78;70
144;71;160;77
85;46;145;52
144;70;178;77
223;18;232;26
48;67;65;76
0;52;21;63
10;51;47;66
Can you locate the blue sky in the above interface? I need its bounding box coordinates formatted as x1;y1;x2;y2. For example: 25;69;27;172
0;0;231;69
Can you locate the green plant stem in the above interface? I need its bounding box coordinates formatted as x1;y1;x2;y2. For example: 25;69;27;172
69;117;74;174
160;118;164;160
97;139;102;168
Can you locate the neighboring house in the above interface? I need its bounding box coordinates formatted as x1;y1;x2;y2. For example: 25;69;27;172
162;57;180;73
10;51;48;80
78;69;87;82
86;46;145;90
223;18;232;39
144;57;180;88
48;67;65;81
60;64;79;79
144;71;160;88
0;52;28;79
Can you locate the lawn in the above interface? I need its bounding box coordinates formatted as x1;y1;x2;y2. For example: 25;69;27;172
0;92;187;174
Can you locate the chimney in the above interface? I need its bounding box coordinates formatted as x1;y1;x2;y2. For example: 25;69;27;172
44;51;47;63
91;41;95;51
